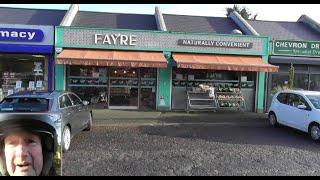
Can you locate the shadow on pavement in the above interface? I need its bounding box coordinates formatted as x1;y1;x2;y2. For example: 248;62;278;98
138;112;319;153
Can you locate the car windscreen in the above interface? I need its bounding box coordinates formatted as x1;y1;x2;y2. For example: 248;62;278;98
0;97;49;112
306;95;320;109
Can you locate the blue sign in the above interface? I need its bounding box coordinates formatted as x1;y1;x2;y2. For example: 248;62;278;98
0;28;44;42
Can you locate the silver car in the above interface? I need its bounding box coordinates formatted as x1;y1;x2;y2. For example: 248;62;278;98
0;90;92;152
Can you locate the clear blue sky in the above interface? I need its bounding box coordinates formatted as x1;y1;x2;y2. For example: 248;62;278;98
1;4;320;22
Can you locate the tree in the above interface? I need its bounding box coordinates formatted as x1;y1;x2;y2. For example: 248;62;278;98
226;4;258;20
288;63;295;89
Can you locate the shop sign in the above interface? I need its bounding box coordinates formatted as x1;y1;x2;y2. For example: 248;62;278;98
58;27;267;56
178;39;253;49
94;34;137;46
0;28;44;42
273;40;320;57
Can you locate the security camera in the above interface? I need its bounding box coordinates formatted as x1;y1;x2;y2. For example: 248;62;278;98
55;47;63;54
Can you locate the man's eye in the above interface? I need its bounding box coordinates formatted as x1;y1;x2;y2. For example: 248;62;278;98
27;139;37;144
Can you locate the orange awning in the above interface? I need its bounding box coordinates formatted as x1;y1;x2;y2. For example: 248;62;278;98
56;49;168;68
172;53;279;72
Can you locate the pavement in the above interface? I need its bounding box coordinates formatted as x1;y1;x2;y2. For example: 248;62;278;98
92;109;268;126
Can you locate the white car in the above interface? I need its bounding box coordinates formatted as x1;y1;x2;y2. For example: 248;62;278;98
268;90;320;142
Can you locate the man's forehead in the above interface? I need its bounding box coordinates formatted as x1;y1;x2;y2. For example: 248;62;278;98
4;131;40;140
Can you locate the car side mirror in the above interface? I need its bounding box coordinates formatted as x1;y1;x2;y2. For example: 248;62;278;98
83;100;90;106
297;104;307;110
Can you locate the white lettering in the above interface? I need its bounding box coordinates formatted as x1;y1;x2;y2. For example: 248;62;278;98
103;35;111;45
94;34;103;44
11;31;18;38
311;43;320;49
0;31;9;37
120;35;128;45
27;32;35;40
19;32;26;38
129;35;137;46
110;34;121;45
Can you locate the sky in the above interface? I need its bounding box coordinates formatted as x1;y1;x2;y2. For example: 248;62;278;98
0;4;319;22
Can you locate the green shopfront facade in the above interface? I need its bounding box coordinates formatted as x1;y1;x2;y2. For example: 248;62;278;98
267;40;320;109
55;26;275;112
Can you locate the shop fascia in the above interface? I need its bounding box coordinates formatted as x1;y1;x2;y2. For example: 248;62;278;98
92;33;254;49
273;40;320;57
56;26;268;55
0;28;44;42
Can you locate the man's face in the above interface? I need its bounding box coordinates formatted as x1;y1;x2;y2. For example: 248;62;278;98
4;131;43;176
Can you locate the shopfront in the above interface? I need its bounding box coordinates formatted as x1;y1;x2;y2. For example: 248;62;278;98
267;40;320;109
0;24;54;100
55;26;278;112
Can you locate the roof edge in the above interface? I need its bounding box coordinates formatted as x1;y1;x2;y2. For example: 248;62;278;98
297;14;320;34
228;11;259;36
154;6;167;31
60;4;79;26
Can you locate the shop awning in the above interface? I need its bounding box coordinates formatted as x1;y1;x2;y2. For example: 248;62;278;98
269;56;320;65
56;49;168;68
172;53;279;72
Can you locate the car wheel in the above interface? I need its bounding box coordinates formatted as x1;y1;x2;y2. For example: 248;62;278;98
62;126;71;152
84;112;92;131
269;113;278;127
310;124;320;142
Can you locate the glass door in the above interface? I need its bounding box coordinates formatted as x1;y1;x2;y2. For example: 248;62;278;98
140;68;157;110
109;67;139;109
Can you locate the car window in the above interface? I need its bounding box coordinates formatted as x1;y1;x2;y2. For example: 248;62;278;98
288;94;309;108
0;97;49;112
276;93;288;104
68;93;82;106
59;95;73;109
306;95;320;109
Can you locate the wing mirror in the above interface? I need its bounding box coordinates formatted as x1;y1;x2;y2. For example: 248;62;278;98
297;104;307;110
83;100;90;106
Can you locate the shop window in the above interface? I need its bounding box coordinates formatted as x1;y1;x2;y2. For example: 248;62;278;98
66;66;108;109
0;53;48;100
293;73;309;90
310;74;320;91
270;74;289;95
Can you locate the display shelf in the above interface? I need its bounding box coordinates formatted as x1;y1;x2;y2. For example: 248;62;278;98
68;84;108;87
68;76;107;79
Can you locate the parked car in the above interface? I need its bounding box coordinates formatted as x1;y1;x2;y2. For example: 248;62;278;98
0;90;92;152
268;90;320;142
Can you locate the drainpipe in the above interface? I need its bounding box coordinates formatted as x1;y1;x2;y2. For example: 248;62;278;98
297;14;320;34
60;4;79;26
228;11;259;36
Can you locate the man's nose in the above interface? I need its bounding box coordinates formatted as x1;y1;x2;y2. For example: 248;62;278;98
15;144;29;158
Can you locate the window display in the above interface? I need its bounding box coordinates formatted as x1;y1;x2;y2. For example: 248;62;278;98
67;66;108;109
173;68;251;111
67;66;158;110
0;53;48;99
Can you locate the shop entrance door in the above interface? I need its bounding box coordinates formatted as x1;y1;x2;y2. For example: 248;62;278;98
109;68;139;109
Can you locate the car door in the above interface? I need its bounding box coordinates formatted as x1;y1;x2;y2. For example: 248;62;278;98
68;93;89;130
286;93;310;131
274;93;289;124
59;94;74;133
